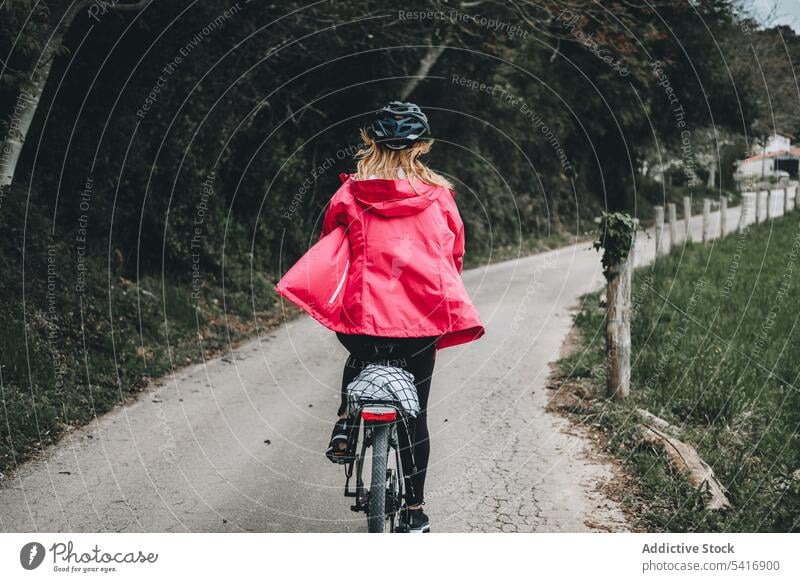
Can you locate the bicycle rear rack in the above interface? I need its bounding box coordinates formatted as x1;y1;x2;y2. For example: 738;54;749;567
341;402;418;521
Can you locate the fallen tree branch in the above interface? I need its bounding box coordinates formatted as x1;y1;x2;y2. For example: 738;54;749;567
636;411;732;511
636;408;672;432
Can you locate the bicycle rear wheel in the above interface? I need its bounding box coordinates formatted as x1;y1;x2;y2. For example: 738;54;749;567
367;425;389;533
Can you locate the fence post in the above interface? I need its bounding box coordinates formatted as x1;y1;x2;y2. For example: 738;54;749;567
784;187;790;216
654;205;664;257
668;202;677;248
606;240;633;400
702;198;711;243
766;190;770;220
683;196;692;243
738;193;751;233
755;191;762;223
767;190;774;221
595;213;637;401
720;196;728;237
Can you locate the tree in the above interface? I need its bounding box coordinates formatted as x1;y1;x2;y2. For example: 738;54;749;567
0;0;153;190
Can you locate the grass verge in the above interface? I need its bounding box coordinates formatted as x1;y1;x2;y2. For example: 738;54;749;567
552;209;800;532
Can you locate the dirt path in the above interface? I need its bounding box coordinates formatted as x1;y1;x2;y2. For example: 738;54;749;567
0;199;760;533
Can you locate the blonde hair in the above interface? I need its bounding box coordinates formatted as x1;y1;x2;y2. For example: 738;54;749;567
354;128;454;191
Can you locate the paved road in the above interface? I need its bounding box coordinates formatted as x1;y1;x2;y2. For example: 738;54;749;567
0;196;773;532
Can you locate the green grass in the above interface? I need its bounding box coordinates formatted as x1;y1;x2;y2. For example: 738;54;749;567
558;210;800;532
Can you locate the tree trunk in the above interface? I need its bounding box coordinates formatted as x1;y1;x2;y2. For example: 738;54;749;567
0;45;55;187
399;41;448;101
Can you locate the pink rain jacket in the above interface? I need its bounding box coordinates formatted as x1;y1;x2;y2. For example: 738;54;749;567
276;173;485;349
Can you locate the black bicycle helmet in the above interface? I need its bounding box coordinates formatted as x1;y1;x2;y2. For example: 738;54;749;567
368;101;432;150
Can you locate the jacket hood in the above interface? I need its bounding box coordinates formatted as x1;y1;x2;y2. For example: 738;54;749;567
340;173;443;217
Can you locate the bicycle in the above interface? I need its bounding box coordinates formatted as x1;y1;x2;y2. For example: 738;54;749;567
334;365;423;533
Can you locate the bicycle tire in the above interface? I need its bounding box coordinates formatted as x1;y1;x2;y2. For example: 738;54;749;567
367;425;389;533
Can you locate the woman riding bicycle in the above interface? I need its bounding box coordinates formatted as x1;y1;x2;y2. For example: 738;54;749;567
277;101;484;532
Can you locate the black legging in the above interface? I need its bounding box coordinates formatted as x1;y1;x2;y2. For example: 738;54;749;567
336;333;436;506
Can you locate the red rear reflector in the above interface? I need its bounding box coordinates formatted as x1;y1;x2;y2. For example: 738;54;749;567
361;410;397;422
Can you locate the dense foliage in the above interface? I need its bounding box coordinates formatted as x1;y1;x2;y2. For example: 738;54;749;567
594;211;638;276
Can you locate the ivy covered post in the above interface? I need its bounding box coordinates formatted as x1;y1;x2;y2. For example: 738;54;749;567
594;212;638;400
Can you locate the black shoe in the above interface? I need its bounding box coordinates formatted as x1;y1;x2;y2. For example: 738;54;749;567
402;507;430;533
325;418;356;464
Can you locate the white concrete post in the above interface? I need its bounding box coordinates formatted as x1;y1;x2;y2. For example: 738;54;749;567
720;196;728;237
756;191;762;223
654;205;665;257
668;202;677;248
683;196;692;243
702;198;711;243
784;187;790;216
738;194;749;233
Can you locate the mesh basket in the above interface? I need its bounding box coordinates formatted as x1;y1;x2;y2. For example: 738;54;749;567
346;364;420;418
